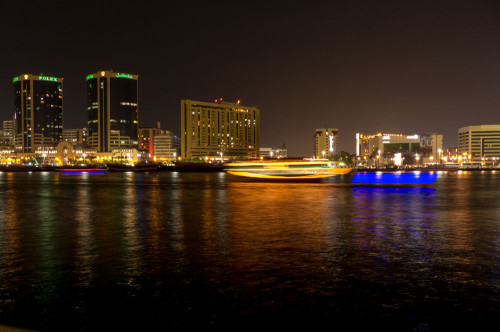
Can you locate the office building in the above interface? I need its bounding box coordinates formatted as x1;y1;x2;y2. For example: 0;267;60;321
181;99;260;160
154;130;180;161
63;128;88;146
87;70;138;152
13;74;63;152
314;128;338;159
458;125;500;162
2;119;14;145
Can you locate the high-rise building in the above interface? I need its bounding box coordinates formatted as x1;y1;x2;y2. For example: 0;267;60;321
458;125;500;162
13;74;63;152
154;130;180;161
181;99;260;160
138;123;162;155
86;70;138;152
63;128;88;146
314;128;338;159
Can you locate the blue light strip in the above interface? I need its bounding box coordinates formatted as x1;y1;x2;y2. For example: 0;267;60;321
351;172;438;184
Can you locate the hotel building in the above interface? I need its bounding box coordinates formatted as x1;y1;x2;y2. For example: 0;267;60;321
458;125;500;162
13;74;63;152
314;128;338;159
86;70;138;152
181;99;260;160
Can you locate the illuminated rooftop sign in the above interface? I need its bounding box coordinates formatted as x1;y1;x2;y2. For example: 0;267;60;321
38;76;59;82
116;73;134;79
86;74;94;80
12;77;19;83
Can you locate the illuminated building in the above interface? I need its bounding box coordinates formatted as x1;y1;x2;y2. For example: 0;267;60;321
260;147;288;159
153;130;180;161
458;125;500;163
419;133;443;161
138;123;162;155
13;74;63;152
63;128;88;146
355;132;442;164
86;70;138;152
314;128;338;159
2;119;14;145
181;99;260;160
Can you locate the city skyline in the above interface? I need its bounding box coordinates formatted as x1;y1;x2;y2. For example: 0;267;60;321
2;1;500;156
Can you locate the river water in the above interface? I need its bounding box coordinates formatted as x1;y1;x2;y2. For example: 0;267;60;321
0;171;499;331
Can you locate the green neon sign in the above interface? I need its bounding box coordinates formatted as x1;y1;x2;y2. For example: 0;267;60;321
86;74;94;80
13;77;19;83
38;76;59;82
116;73;133;79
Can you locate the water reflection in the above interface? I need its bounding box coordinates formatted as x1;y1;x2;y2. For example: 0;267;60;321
0;172;500;330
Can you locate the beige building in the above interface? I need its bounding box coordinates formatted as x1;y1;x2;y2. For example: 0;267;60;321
63;128;88;146
153;130;180;161
181;99;260;160
458;124;500;163
3;119;14;145
314;128;338;159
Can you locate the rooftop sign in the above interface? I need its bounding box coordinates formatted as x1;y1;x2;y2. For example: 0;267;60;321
116;73;134;79
38;76;59;82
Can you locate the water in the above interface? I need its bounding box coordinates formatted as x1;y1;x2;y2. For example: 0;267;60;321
1;171;500;331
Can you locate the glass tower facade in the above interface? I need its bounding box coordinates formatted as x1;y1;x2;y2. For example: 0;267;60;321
13;74;63;152
87;71;138;152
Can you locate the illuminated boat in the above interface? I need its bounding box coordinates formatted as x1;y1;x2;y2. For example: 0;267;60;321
54;167;107;174
223;159;353;181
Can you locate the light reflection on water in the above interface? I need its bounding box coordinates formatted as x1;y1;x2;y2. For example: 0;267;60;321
0;171;500;330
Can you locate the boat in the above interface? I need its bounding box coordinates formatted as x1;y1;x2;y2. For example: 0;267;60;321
107;162;159;172
54;166;107;174
223;159;353;181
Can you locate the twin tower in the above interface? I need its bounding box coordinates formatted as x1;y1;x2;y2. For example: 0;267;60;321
13;70;138;153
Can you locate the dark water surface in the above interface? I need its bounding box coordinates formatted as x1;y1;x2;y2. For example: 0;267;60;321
1;171;500;331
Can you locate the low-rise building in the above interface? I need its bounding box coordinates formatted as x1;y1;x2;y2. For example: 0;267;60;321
154;131;180;161
260;147;287;159
458;124;500;164
63;128;88;146
356;132;443;165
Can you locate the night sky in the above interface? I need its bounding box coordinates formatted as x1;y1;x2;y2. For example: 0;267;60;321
1;0;500;156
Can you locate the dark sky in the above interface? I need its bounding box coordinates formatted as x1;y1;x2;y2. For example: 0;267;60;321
1;0;500;156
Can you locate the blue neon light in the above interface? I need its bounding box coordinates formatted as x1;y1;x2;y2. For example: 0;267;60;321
351;172;438;184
